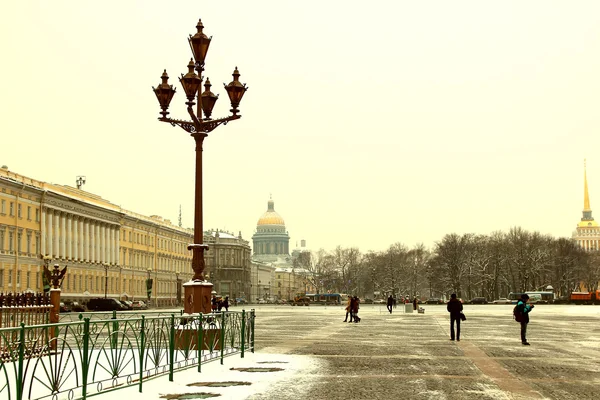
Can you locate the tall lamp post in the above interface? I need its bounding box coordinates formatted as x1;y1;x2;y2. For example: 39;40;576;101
103;263;110;299
152;18;247;314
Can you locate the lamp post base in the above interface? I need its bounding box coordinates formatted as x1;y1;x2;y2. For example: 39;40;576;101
183;280;213;314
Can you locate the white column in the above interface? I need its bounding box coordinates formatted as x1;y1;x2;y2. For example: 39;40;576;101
97;224;102;262
47;209;53;256
109;227;114;264
73;216;78;260
101;224;106;263
60;213;66;259
67;215;72;259
84;219;90;262
90;221;95;262
116;229;120;265
53;212;60;257
41;208;46;256
79;218;84;260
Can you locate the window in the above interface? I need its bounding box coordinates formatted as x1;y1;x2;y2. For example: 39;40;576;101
27;206;31;220
8;232;13;251
0;269;3;286
17;204;22;218
26;272;30;288
35;208;39;222
26;233;31;253
35;236;39;254
9;202;14;216
0;230;4;251
17;233;22;252
16;270;20;285
0;199;5;214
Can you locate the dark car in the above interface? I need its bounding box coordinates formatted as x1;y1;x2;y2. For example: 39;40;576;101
470;297;488;304
426;298;441;304
64;301;86;312
87;298;128;311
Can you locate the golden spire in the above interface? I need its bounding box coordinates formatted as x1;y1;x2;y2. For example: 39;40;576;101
584;159;591;211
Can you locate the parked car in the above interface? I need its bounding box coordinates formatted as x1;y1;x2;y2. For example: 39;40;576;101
65;301;86;312
131;300;147;310
373;299;386;304
426;298;442;304
59;302;72;313
492;298;511;304
470;297;488;304
121;300;134;310
87;298;128;311
235;298;247;305
257;299;267;304
362;298;374;304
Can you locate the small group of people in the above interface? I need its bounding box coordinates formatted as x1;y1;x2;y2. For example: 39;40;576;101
211;295;230;312
447;292;534;344
343;296;361;323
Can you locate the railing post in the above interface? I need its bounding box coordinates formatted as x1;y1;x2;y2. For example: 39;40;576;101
197;313;203;373
240;310;246;358
169;314;175;382
111;310;118;350
251;309;255;353
220;311;225;365
138;316;145;393
16;323;25;400
82;318;90;400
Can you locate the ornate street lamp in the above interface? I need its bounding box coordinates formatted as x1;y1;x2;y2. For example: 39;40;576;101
151;18;246;314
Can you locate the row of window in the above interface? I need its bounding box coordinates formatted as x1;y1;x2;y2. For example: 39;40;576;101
0;230;40;253
122;229;191;255
0;200;40;221
0;269;179;295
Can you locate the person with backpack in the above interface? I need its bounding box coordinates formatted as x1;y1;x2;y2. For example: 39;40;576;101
515;294;534;345
447;293;463;341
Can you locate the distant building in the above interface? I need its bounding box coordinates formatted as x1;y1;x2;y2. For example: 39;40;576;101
251;197;290;259
204;229;251;301
572;160;600;250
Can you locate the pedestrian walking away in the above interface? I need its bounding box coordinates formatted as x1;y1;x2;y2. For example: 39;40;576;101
413;297;418;311
387;295;394;314
447;293;463;341
343;295;353;322
351;296;361;322
223;296;230;312
515;293;534;345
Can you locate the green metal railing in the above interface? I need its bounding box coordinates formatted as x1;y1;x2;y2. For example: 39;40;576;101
0;309;255;400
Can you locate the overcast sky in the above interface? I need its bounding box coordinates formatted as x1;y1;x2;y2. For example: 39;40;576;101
2;1;599;253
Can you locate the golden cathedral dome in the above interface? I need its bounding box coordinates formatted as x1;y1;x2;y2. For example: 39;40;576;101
257;199;285;226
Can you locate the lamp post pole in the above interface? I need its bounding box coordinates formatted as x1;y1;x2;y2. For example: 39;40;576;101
103;263;109;299
153;18;247;314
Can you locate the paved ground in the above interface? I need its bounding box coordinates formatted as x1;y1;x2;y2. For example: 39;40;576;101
249;303;600;400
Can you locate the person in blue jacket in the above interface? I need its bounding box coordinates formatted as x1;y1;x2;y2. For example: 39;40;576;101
516;293;534;345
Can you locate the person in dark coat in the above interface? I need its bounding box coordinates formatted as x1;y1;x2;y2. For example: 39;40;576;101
343;296;353;322
223;296;230;312
351;296;360;322
516;293;534;345
211;295;218;313
413;297;418;311
387;295;394;314
446;293;463;341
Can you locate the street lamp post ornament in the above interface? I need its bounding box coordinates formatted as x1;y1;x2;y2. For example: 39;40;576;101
152;18;247;287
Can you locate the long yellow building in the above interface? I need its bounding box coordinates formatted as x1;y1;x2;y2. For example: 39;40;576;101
0;166;194;306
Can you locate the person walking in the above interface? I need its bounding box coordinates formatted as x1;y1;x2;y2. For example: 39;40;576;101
387;295;394;314
447;293;463;341
516;294;534;345
351;296;360;322
413;297;418;311
343;295;353;322
223;296;230;312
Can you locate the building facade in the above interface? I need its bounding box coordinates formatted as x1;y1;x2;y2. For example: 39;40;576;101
204;229;251;301
0;167;243;307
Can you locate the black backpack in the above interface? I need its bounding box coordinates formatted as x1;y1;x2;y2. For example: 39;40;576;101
513;303;523;322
